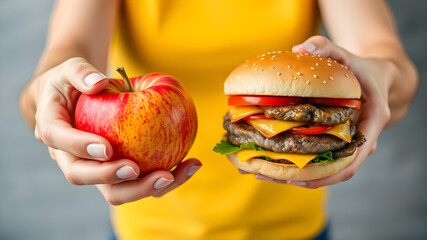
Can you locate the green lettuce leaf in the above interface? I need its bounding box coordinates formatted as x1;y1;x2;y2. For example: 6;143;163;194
213;140;337;164
309;151;338;164
212;140;268;155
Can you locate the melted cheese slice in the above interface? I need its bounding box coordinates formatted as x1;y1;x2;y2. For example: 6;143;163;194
236;149;318;168
228;105;263;122
228;105;351;142
246;119;306;138
324;120;351;143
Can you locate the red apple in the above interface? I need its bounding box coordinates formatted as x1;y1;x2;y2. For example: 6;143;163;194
75;68;198;175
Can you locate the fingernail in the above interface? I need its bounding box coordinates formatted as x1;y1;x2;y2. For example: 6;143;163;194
116;166;138;179
186;165;201;177
84;73;107;87
87;143;108;160
154;178;174;190
299;42;316;52
287;180;308;187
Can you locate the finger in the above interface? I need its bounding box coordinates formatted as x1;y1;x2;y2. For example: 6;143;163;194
60;57;109;95
53;149;140;185
96;171;176;205
239;169;251;174
35;109;113;160
292;35;357;70
152;158;202;197
35;90;114;160
255;174;287;184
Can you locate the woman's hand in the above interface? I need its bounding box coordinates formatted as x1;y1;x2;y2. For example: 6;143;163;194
251;36;396;188
29;57;202;204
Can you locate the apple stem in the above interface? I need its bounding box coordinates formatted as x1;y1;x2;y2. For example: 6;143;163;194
116;67;135;92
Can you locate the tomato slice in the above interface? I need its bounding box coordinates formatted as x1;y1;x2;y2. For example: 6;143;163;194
228;96;303;106
306;97;361;109
242;114;275;121
288;125;335;135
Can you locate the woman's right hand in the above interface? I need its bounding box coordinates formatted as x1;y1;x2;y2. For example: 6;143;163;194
32;57;202;205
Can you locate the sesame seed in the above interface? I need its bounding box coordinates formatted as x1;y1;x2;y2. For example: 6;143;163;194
288;65;292;68
297;72;302;76
272;51;277;54
260;57;264;60
345;74;349;77
245;60;249;62
259;68;264;72
327;59;332;62
313;74;318;78
323;80;326;84
306;80;310;85
270;66;275;69
253;63;257;66
293;77;297;80
254;67;258;70
327;63;332;66
243;64;248;67
344;66;348;69
271;58;275;60
341;64;345;68
261;54;266;57
277;72;281;76
272;55;276;58
329;76;334;80
310;67;315;70
304;53;308;55
315;63;319;66
278;51;282;53
267;52;272;54
319;57;323;60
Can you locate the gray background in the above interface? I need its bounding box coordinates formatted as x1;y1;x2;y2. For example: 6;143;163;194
1;0;426;239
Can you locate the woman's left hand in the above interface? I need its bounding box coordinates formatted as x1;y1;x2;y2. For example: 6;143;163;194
251;35;396;189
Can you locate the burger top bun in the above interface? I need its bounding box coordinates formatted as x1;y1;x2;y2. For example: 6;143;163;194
224;51;361;99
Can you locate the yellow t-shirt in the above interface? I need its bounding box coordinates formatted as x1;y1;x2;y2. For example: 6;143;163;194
109;0;326;239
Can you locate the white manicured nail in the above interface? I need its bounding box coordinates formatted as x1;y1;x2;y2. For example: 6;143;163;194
87;143;108;160
299;42;316;52
186;165;201;177
287;180;308;187
116;166;138;179
153;178;174;189
84;73;107;87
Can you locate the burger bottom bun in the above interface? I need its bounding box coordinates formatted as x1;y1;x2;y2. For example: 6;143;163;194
227;150;357;181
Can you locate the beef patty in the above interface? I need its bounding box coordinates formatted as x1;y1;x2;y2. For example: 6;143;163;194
260;104;354;125
224;114;365;157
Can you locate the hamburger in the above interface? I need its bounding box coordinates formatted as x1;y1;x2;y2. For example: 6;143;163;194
213;51;365;181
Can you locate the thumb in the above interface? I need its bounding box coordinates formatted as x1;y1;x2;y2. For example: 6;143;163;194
60;57;108;95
